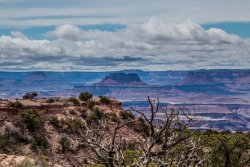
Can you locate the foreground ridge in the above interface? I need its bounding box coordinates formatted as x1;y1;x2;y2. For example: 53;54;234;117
0;95;249;167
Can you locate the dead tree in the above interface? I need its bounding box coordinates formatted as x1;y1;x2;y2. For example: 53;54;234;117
80;116;135;167
131;96;200;166
171;137;205;167
80;97;202;167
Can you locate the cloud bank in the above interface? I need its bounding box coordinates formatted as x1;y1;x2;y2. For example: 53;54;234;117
0;18;249;71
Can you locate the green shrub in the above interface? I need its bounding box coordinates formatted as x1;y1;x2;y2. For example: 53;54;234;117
79;92;93;101
86;114;99;125
46;98;54;103
125;140;137;150
64;118;83;133
31;134;48;150
22;92;38;99
110;112;119;122
9;101;22;108
120;110;135;120
80;108;87;113
7;101;23;108
49;116;60;128
6;124;29;143
93;107;104;119
80;109;88;118
37;156;50;167
87;99;95;109
16;158;35;167
137;117;150;136
83;165;105;167
21;110;42;132
200;132;250;167
123;149;143;166
68;97;80;106
99;96;111;104
0;134;8;150
59;135;70;153
69;110;76;115
146;163;158;167
86;108;105;124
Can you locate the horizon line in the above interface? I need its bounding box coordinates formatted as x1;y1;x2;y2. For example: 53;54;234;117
1;68;250;73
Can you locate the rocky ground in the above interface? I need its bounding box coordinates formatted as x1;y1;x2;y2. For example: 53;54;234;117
0;97;142;167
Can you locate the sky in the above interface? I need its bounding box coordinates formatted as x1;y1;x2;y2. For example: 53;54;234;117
0;0;250;71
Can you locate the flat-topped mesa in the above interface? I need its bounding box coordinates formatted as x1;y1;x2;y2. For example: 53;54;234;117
179;69;250;85
180;71;217;85
94;73;147;86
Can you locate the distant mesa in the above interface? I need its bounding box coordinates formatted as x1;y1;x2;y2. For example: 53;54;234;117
25;71;47;81
180;71;217;85
94;73;147;86
179;69;250;85
119;69;145;74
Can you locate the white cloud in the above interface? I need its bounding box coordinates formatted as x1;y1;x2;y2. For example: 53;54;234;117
10;31;27;39
47;18;241;43
46;24;83;41
0;18;249;71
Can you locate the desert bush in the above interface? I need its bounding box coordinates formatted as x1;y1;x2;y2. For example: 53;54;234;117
86;114;99;125
7;101;23;108
87;99;95;109
200;132;250;167
36;155;50;167
136;117;150;136
86;107;105;124
59;135;70;153
22;92;38;100
15;158;35;167
83;165;105;167
69;110;76;115
99;96;111;104
31;134;48;150
49;116;60;128
79;92;92;101
5;123;20;136
46;98;54;103
145;163;158;167
80;108;87;113
125;140;137;150
120;110;135;120
92;107;104;119
0;134;9;150
110;112;119;122
68;97;80;106
64;118;83;133
80;109;88;118
123;149;143;166
21;110;42;132
5;123;29;143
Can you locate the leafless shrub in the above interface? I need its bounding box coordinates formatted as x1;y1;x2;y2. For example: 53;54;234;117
80;96;202;167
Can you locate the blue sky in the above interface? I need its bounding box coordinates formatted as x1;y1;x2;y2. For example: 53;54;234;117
0;24;126;39
0;0;250;71
203;22;250;39
0;22;250;40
